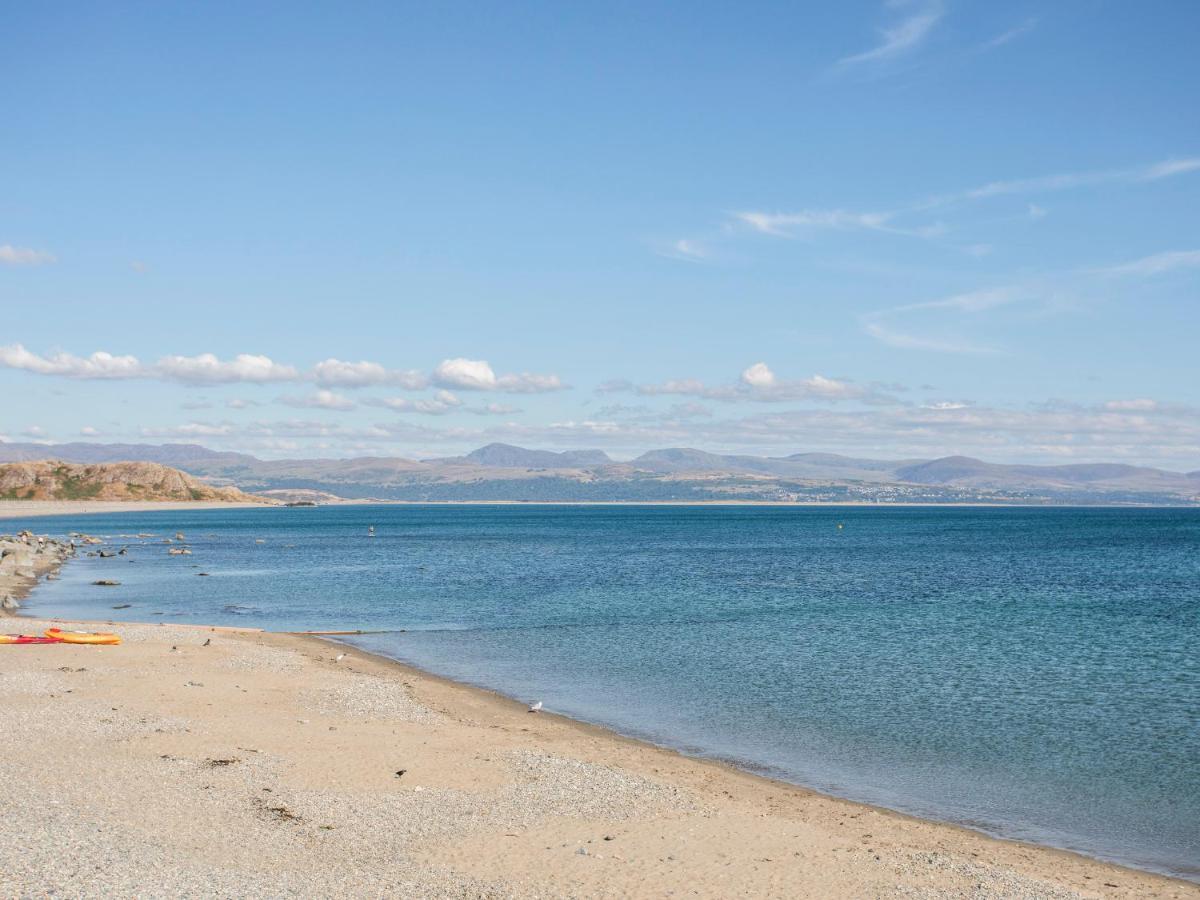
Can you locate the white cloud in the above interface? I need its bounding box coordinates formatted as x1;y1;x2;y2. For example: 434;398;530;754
226;398;261;409
0;344;142;379
1098;249;1200;277
21;425;47;437
1028;203;1048;219
79;426;101;437
0;245;55;266
433;358;566;393
312;358;428;389
0;345;567;396
155;353;299;384
433;358;498;390
838;1;943;66
741;362;777;388
0;346;300;384
278;390;356;411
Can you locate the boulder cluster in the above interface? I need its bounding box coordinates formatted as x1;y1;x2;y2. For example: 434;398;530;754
0;530;80;613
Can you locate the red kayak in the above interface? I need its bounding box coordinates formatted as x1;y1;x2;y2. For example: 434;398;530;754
0;634;65;645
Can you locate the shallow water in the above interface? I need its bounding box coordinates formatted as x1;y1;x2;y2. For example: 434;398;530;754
12;504;1200;879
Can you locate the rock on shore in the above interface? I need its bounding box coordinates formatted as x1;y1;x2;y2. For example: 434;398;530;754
0;530;76;615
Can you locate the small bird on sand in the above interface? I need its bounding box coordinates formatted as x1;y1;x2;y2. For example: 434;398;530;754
528;701;543;713
202;638;211;647
335;653;347;662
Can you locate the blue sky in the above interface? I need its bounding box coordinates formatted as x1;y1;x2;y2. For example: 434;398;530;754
3;1;1198;466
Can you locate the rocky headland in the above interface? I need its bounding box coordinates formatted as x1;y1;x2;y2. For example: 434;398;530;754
0;460;268;504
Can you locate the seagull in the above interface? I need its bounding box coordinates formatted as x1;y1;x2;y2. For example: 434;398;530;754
528;701;543;713
335;653;347;662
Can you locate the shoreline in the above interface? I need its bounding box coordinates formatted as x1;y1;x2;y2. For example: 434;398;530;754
0;500;271;521
6;528;1198;895
281;629;1200;886
8;599;1199;894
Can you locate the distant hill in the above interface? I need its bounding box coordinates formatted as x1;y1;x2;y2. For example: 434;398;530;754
893;456;1196;493
0;441;1195;505
440;442;612;468
0;460;268;503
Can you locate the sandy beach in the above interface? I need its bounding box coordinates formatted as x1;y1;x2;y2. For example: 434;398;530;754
2;607;1196;899
0;500;270;520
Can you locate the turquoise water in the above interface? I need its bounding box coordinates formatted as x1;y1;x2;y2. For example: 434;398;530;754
11;504;1199;880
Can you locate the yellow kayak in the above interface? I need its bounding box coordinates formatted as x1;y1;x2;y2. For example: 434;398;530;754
44;627;121;646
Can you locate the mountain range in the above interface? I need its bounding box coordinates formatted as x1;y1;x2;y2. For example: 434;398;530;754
0;441;1196;505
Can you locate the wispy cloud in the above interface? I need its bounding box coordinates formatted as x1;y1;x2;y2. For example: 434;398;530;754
838;1;944;67
931;156;1200;207
683;154;1197;262
860;287;1023;354
888;286;1023;315
861;320;996;354
0;244;56;266
1096;249;1200;277
733;209;893;237
983;17;1038;49
1140;158;1200;181
657;238;710;262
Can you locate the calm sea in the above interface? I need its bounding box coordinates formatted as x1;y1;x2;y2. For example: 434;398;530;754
10;504;1199;880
